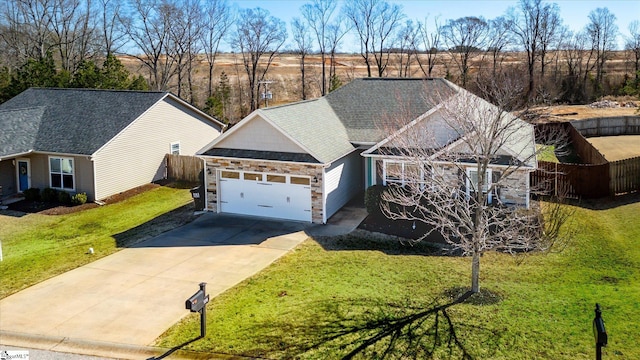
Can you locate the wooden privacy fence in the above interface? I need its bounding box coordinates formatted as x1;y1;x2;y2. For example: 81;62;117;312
531;161;610;199
165;154;203;183
610;156;640;195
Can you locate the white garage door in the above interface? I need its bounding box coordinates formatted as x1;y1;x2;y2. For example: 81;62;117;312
218;170;312;222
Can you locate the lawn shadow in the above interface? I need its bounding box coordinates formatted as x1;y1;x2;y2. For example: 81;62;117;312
565;191;640;211
250;291;503;359
313;231;456;257
147;335;203;360
113;203;198;248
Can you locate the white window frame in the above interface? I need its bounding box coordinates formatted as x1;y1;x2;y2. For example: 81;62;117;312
170;141;181;155
382;160;430;189
466;167;492;203
48;156;75;191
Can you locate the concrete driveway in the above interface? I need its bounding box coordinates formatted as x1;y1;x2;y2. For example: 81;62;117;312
0;213;316;353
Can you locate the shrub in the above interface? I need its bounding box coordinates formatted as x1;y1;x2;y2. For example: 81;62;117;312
41;187;58;202
365;185;386;216
57;191;71;204
23;188;40;201
71;192;88;205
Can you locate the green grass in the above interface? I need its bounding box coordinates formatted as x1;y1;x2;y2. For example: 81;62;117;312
156;200;640;359
537;144;560;163
0;186;192;299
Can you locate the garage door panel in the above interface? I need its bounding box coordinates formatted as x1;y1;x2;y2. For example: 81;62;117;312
218;173;311;222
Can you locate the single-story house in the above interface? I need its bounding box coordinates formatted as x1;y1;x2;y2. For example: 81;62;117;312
198;78;537;223
0;88;224;202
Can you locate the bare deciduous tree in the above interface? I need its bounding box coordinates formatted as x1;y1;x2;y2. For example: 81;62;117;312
587;7;618;96
486;16;513;77
508;0;562;102
559;30;596;103
375;76;570;293
395;19;419;77
442;16;488;87
122;0;176;90
99;0;126;57
326;15;350;91
415;16;442;78
233;7;287;113
291;17;313;100
301;0;336;96
50;0;96;73
344;0;404;77
200;0;232;98
626;20;640;82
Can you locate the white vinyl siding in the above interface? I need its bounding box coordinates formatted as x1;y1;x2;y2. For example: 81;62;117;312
215;115;306;153
324;150;363;221
92;97;221;200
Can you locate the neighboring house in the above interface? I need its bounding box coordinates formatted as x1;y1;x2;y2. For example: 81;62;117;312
198;78;537;224
0;88;224;202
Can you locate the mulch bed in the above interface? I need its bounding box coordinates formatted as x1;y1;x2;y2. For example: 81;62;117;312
358;214;447;245
6;183;161;215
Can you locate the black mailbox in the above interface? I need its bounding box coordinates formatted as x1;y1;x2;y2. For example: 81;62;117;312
186;290;205;312
593;303;607;347
186;282;209;313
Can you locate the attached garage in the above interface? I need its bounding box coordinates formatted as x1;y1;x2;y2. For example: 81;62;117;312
217;170;312;222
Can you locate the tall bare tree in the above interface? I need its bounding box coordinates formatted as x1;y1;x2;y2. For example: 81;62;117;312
167;0;202;101
486;16;512;77
415;16;442;78
395;19;419;77
326;15;350;91
377;76;568;293
586;7;618;96
200;0;232;98
301;0;336;96
626;20;640;83
442;16;488;87
233;7;287;112
344;0;404;77
50;0;96;73
559;30;597;103
291;17;313;100
122;0;176;90
99;0;126;57
508;0;562;102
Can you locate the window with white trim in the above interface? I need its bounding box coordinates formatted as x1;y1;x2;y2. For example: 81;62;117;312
466;168;492;203
49;157;75;190
383;160;430;188
170;142;180;155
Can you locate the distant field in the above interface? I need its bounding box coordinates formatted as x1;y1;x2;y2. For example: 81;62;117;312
586;135;640;161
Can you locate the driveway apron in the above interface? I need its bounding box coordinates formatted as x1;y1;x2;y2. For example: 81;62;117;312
0;213;308;347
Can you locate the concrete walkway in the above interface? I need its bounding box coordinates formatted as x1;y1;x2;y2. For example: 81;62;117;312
0;204;367;359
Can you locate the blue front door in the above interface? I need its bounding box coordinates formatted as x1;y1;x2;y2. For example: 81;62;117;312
18;160;29;192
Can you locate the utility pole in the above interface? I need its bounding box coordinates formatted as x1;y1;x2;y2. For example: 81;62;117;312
259;80;274;108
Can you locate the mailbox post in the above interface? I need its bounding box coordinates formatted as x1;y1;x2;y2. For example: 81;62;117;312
593;303;607;360
185;282;209;338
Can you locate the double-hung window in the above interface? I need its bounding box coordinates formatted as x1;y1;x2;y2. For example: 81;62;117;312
466;168;492;203
49;157;75;190
383;160;429;189
170;142;181;155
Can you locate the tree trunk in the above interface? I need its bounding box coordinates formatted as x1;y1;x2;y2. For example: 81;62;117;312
471;251;480;293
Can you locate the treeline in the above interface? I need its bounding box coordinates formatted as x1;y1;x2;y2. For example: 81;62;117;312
1;0;639;122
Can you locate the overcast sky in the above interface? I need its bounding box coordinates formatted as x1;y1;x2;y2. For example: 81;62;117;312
231;0;639;51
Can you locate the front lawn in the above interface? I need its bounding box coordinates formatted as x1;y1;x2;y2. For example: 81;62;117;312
156;199;640;359
0;185;194;299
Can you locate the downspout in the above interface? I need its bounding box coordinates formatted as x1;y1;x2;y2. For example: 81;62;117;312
202;157;208;211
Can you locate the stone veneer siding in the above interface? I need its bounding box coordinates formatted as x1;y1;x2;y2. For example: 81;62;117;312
203;157;325;223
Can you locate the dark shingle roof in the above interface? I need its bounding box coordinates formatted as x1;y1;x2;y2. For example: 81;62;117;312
203;148;320;163
325;78;456;143
0;88;167;157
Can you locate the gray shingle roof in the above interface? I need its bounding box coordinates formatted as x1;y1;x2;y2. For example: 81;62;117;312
325;78;456;143
0;88;167;157
258;98;354;164
203;148;320;163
